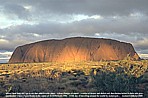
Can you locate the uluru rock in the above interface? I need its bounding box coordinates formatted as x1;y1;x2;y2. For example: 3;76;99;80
9;37;140;63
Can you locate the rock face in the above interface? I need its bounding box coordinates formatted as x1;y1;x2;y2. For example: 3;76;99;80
9;37;140;63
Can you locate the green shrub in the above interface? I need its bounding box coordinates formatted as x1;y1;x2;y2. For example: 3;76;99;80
92;67;143;93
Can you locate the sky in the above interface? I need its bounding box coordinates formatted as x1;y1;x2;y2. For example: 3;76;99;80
0;0;148;63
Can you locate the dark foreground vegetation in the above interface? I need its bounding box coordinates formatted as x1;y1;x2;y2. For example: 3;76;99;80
0;58;148;97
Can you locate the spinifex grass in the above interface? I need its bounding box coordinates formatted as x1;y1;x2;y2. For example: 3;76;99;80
0;60;148;96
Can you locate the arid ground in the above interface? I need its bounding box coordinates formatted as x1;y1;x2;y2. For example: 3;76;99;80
0;59;148;97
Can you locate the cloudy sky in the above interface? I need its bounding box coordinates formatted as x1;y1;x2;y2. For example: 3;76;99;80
0;0;148;63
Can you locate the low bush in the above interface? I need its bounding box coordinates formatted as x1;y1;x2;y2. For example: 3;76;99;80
92;67;144;93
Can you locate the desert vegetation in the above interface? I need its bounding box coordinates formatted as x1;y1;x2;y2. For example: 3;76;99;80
0;58;148;97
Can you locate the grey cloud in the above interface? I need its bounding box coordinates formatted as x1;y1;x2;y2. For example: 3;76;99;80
0;59;8;63
0;29;3;33
19;0;148;16
1;0;148;17
139;49;148;54
1;14;148;52
0;50;12;63
0;38;26;50
2;3;29;19
8;14;148;35
134;38;148;51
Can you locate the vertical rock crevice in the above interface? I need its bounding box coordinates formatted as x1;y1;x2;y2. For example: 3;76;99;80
9;37;140;63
